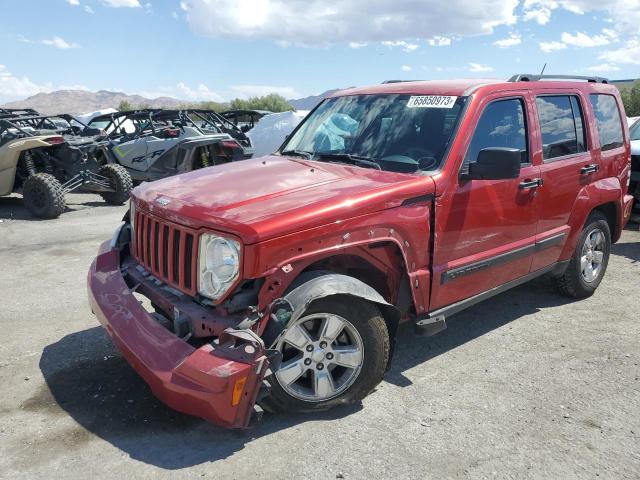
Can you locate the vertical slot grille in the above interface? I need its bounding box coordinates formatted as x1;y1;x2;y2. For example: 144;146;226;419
131;210;197;295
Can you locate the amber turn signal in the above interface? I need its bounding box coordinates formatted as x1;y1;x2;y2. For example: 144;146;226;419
231;377;247;406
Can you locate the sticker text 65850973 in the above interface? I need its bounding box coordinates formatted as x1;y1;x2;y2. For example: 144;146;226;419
406;95;457;108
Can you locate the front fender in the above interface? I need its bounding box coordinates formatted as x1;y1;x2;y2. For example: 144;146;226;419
275;273;400;367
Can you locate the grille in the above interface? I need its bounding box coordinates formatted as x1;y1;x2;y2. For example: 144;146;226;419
132;210;198;295
632;155;640;172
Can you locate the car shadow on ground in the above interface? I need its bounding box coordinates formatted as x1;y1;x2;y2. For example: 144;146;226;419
0;196;115;221
34;275;581;470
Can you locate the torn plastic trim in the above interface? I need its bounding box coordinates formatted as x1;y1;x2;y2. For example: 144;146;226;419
273;273;400;367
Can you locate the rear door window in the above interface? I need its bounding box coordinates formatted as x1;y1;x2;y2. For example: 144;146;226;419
464;98;528;169
535;95;587;160
589;94;624;151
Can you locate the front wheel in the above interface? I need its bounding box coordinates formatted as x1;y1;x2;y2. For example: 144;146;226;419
553;211;611;298
262;297;389;413
22;173;66;219
98;164;132;205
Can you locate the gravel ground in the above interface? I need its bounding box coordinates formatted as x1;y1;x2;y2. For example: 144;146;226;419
0;193;639;480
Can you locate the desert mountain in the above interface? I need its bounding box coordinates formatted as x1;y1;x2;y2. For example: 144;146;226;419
1;89;184;115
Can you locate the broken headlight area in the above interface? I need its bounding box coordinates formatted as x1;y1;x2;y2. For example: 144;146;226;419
198;233;241;301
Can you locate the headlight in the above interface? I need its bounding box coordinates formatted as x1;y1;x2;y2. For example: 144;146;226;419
129;200;136;232
198;233;240;300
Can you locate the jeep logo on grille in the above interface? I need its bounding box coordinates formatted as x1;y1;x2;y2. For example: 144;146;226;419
156;197;171;206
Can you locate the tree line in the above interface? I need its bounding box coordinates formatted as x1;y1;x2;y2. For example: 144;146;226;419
118;93;294;113
619;81;640;117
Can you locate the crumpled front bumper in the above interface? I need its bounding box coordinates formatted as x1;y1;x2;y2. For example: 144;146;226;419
87;239;273;429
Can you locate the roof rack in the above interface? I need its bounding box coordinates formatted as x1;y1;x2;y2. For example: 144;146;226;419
508;74;608;84
381;80;424;84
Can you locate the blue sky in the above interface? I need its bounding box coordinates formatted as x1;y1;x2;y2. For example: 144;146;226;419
0;0;639;103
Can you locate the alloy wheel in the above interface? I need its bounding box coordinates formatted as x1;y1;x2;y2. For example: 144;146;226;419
581;228;605;283
275;313;364;402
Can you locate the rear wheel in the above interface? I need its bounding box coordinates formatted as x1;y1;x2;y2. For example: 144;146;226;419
553;211;611;298
99;164;132;205
262;297;389;413
22;173;65;219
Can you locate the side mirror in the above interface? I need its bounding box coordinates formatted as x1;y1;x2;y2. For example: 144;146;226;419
466;147;521;180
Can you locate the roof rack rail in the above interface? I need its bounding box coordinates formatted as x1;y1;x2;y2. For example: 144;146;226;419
381;80;423;84
508;74;608;84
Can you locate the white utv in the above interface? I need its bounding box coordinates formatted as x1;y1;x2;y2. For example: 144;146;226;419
88;109;251;183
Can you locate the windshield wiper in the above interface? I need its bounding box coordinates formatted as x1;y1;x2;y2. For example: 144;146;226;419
313;152;382;170
281;149;313;159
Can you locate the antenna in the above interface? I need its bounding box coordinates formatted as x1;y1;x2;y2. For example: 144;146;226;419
540;63;547;76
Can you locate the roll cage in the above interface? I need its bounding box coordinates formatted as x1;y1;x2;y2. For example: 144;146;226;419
88;109;251;147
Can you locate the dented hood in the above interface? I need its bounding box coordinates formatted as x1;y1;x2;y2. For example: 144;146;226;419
133;155;435;244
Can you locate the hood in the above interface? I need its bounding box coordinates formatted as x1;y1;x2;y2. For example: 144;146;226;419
133;155;435;244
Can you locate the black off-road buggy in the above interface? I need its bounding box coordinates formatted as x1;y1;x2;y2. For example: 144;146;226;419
0;111;132;219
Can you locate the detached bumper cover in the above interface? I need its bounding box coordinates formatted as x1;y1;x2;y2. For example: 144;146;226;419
87;241;273;429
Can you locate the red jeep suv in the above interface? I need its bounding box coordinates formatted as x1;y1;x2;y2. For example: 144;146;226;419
88;74;634;429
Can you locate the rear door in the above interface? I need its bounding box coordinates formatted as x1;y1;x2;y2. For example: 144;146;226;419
430;93;541;310
530;92;594;271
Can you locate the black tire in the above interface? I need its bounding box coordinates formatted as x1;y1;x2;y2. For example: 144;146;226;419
553;211;611;298
98;164;132;205
262;296;390;413
22;173;65;219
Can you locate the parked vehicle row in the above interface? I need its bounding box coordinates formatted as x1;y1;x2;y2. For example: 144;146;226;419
0;110;131;218
85;109;252;183
88;74;634;429
0;108;264;218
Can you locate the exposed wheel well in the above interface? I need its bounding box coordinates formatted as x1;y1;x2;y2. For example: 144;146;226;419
592;202;618;242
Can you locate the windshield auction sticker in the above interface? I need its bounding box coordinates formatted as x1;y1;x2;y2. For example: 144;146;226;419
406;95;457;108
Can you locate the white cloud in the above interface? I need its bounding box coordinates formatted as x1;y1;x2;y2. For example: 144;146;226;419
560;31;610;47
584;63;621;72
599;39;640;65
427;36;451;46
176;82;224;101
67;0;80;5
523;1;640;33
42;36;80;49
0;65;54;102
230;85;302;99
84;5;95;13
101;0;141;7
493;33;521;47
349;42;367;49
468;62;494;73
181;0;518;46
382;41;419;52
539;40;567;52
523;7;552;24
401;65;412;72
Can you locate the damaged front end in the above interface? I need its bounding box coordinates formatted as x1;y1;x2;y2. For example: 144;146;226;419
87;224;281;429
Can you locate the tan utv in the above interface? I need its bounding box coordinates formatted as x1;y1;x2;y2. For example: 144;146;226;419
0;111;132;219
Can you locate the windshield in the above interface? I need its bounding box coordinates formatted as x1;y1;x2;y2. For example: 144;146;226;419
281;94;466;173
630;119;640;141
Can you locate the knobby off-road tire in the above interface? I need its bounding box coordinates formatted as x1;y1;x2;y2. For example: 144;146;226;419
553;211;611;298
99;164;133;205
262;296;390;413
22;173;65;219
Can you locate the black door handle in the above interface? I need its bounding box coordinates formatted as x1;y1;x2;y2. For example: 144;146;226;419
580;164;599;174
519;178;543;189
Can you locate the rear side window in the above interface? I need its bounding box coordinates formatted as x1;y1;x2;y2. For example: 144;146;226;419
590;94;624;151
464;98;528;168
535;95;587;160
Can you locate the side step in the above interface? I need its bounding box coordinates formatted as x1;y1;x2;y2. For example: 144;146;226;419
414;314;447;336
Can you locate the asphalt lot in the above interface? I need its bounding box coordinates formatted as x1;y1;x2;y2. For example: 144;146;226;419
0;192;639;479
